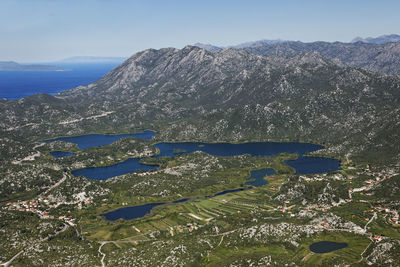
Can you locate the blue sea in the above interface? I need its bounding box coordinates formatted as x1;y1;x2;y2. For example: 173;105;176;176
0;63;120;100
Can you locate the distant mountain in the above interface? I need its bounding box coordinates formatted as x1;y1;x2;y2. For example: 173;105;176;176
57;56;127;63
351;34;400;44
194;37;400;75
193;43;221;51
0;61;66;71
231;39;287;48
239;41;400;75
194;39;287;51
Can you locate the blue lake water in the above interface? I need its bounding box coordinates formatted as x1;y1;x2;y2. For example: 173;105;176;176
44;130;156;149
245;168;276;187
309;241;348;253
286;156;340;174
153;142;323;158
72;158;158;180
103;203;163;221
0;63;121;100
49;151;76;158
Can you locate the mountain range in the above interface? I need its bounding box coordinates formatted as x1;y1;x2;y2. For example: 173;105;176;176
1;43;399;164
195;37;400;75
351;34;400;44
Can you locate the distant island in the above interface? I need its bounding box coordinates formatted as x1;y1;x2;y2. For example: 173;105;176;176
0;61;67;71
57;56;127;63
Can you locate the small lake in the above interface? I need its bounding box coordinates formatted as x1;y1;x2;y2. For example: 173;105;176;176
44;130;156;149
286;157;340;174
49;151;76;158
103;203;163;221
309;241;348;253
71;158;158;180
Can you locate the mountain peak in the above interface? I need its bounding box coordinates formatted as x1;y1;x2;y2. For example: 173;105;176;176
193;43;221;51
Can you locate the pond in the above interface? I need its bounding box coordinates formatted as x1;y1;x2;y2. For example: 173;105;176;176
309;241;348;253
103;203;163;221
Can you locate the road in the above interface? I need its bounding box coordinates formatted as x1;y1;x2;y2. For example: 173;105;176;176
98;242;106;267
40;173;68;197
1;251;23;267
0;224;69;266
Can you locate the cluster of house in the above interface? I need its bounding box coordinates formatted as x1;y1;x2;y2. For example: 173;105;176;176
299;173;345;182
5;199;53;219
349;167;396;197
58;215;76;226
4;197;76;225
186;223;199;232
374;206;400;225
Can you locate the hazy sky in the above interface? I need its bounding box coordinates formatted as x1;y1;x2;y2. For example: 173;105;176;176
1;0;399;62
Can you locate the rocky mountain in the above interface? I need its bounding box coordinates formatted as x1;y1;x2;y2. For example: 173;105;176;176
194;39;287;51
240;41;400;75
231;39;288;48
351;34;400;44
0;61;66;71
1;46;399;164
193;43;221;51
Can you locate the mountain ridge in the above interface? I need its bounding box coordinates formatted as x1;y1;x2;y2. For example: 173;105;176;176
351;34;400;44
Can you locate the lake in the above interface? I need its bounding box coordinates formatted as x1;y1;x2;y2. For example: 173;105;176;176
72;158;158;180
44;130;156;149
0;63;120;100
103;203;163;221
309;241;348;253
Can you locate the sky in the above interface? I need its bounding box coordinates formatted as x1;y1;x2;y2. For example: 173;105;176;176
0;0;399;62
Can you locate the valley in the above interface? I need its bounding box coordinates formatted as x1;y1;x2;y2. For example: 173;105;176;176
1;42;400;266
